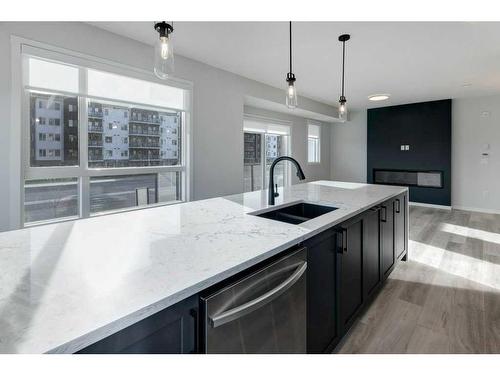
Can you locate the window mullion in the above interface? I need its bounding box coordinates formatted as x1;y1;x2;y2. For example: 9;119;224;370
79;66;90;218
80;176;90;219
261;134;266;189
20;65;30;227
181;111;190;201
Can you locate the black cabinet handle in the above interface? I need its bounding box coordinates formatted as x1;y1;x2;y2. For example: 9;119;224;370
396;199;401;214
380;206;387;223
335;228;347;254
190;308;200;354
342;228;347;253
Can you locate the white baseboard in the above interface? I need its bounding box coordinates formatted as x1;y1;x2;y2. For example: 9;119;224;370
409;201;452;210
452;205;500;215
410;201;500;215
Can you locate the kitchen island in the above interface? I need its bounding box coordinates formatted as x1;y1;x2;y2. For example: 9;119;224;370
0;180;407;353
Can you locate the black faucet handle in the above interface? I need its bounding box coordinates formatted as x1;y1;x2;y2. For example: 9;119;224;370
274;184;279;197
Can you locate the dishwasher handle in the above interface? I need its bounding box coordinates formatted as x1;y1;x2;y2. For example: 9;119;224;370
209;261;307;328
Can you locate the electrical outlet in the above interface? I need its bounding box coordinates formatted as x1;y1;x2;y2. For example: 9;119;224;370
400;145;405;151
405;145;410;151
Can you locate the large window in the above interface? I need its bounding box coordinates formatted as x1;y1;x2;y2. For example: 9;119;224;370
22;48;191;226
307;122;321;163
243;116;291;193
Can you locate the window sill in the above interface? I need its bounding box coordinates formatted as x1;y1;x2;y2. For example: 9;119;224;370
24;215;80;229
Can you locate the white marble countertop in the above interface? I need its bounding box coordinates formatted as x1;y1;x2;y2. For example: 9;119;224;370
0;180;406;353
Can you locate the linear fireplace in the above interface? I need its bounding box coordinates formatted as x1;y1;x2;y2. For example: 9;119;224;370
373;169;443;189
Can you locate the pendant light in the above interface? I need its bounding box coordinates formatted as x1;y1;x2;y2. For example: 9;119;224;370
338;34;350;121
285;21;298;109
154;21;175;79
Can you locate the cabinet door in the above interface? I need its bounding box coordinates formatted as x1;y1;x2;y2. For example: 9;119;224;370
77;295;199;354
305;229;338;353
338;217;363;334
363;208;381;301
394;194;406;259
381;199;395;278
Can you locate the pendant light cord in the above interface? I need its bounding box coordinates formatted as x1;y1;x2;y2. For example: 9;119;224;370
289;21;293;73
341;40;345;97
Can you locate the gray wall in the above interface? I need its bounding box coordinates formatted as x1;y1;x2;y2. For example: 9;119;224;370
452;95;500;213
330;110;367;183
0;22;336;231
244;106;331;184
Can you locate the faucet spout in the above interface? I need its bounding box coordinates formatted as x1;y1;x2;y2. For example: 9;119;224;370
268;156;306;205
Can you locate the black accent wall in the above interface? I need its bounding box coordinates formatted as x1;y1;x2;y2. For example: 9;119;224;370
367;99;451;206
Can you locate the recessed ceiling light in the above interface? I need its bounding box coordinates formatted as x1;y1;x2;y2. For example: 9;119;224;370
368;94;390;101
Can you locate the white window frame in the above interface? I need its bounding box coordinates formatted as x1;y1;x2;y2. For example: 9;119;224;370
11;36;193;228
243;114;293;191
307;121;321;165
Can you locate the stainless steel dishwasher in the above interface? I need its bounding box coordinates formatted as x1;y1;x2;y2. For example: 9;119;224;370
201;248;307;353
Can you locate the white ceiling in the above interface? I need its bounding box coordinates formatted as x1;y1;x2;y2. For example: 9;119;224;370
89;22;500;110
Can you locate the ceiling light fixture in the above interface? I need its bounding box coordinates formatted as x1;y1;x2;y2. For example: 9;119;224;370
368;94;390;101
285;21;298;109
338;34;350;121
153;21;174;79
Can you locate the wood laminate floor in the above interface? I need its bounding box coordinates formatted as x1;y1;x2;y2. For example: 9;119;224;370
337;206;500;354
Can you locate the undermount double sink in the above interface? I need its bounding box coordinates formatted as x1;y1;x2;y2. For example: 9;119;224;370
252;202;338;225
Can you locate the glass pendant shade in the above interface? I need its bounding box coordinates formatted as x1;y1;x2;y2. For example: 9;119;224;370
286;81;298;109
154;35;174;79
338;100;347;121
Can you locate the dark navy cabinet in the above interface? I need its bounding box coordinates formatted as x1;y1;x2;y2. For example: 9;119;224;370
380;192;407;280
78;295;199;354
394;194;407;260
337;216;364;335
305;229;339;353
306;192;407;353
381;198;396;278
363;207;382;301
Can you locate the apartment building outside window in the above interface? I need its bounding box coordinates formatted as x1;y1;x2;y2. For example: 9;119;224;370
243;115;291;193
21;44;192;226
307;122;321;164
